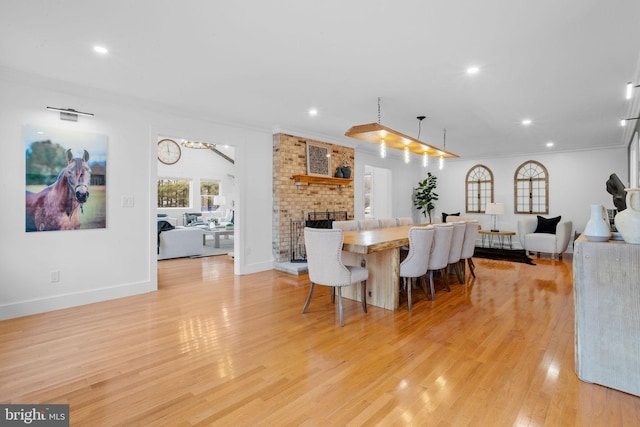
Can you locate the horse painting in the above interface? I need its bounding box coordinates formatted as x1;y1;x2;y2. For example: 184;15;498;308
26;149;92;232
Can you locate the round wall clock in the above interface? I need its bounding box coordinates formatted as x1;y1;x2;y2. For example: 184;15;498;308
157;139;181;165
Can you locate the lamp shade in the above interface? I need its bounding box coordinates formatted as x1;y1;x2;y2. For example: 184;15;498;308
485;202;504;215
213;196;226;206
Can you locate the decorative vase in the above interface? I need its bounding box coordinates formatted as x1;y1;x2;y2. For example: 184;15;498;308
584;204;611;242
341;166;351;179
334;167;343;178
615;188;640;244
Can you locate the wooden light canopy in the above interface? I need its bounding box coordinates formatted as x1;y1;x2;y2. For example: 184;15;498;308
345;122;459;158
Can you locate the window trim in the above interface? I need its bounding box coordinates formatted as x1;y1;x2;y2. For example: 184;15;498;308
513;160;549;214
465;164;494;213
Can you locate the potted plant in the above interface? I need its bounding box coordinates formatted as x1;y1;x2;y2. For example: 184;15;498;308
413;172;438;223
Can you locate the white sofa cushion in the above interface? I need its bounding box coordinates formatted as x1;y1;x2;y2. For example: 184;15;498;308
158;227;204;260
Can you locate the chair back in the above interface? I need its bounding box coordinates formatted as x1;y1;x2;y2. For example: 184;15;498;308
460;220;480;259
379;218;397;228
333;220;359;231
358;218;381;230
396;217;413;226
400;226;435;278
304;228;351;286
447;221;467;264
428;223;453;270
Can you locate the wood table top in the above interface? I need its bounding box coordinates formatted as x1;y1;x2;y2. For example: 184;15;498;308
342;225;426;254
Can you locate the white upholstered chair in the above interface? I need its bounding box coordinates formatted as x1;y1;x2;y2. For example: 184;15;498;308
399;226;434;311
517;217;573;260
302;227;368;326
397;217;414;226
332;220;359;231
447;221;467;284
459;220;480;281
358;218;380;230
426;223;453;299
379;218;397;228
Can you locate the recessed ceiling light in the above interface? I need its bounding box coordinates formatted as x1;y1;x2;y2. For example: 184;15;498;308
308;108;318;116
522;118;532;126
93;46;109;54
546;141;554;147
466;66;480;75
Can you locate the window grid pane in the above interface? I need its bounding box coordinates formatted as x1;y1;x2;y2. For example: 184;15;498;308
514;161;548;214
466;165;494;213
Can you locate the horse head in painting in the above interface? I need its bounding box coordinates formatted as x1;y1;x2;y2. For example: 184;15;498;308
26;149;92;232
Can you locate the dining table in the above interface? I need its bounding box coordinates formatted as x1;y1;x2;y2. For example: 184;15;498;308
340;224;424;311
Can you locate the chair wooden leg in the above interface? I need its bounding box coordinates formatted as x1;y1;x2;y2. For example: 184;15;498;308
429;270;436;300
467;258;476;278
455;260;465;284
407;277;412;312
337;287;344;326
331;287;335;304
302;282;316;313
419;275;429;300
441;268;451;292
361;280;367;313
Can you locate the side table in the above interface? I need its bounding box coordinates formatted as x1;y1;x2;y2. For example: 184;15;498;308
478;230;516;249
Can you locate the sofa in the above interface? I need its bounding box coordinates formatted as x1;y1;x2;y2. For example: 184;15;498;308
158;226;204;260
518;217;572;260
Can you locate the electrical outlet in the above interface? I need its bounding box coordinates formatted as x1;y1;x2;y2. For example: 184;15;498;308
50;271;60;283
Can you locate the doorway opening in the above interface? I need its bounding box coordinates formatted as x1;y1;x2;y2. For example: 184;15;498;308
364;165;392;219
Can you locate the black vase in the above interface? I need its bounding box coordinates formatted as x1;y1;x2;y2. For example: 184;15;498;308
335;167;344;178
341;166;351;179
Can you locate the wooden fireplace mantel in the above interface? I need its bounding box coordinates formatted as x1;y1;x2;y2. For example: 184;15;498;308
291;175;353;186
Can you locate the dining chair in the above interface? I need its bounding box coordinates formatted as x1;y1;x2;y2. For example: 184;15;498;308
426;223;453;300
399;226;435;311
447;221;467;284
379;218;397;228
332;220;359;231
459;220;480;282
358;219;381;230
302;227;368;326
396;217;414;226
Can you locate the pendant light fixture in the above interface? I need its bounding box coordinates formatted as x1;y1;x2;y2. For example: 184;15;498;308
345;98;458;159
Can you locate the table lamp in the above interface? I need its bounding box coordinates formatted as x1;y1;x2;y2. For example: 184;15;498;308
485;202;504;232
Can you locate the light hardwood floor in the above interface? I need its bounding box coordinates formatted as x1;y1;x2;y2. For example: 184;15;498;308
1;254;639;426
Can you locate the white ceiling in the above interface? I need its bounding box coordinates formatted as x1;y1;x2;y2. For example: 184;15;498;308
2;0;640;159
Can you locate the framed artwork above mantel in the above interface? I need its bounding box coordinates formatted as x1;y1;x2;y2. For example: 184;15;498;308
305;141;331;177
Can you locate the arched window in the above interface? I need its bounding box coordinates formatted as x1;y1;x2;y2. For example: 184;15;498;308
514;160;549;214
465;164;494;213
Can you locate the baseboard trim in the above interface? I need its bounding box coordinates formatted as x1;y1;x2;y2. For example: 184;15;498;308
0;281;156;321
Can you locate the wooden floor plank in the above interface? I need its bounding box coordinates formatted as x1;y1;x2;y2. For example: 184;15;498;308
1;254;639;425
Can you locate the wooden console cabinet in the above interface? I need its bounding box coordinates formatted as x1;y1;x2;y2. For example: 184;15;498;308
573;234;640;396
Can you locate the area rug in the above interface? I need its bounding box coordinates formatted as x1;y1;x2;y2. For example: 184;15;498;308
473;247;535;265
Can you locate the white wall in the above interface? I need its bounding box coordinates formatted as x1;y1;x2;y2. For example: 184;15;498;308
0;69;273;320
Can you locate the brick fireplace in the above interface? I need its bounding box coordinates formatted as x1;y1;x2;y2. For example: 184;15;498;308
272;133;355;263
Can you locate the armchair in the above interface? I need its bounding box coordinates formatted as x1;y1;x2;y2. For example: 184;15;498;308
518;217;572;260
